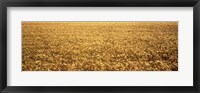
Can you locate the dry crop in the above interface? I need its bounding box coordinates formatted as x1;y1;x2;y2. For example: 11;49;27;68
22;22;178;71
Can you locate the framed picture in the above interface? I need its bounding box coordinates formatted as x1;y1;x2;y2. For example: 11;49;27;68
0;0;199;93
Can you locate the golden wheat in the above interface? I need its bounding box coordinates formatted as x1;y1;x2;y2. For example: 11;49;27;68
22;22;178;71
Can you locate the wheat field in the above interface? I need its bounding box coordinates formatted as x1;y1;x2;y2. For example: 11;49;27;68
22;22;178;71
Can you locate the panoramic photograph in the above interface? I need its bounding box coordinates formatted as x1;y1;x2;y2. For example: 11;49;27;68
22;22;178;71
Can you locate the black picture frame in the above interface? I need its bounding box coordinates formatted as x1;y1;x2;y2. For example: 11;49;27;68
0;0;199;93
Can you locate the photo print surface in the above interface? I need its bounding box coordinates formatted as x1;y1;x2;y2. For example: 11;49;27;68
22;22;178;71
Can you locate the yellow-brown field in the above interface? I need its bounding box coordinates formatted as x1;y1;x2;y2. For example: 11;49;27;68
22;22;178;71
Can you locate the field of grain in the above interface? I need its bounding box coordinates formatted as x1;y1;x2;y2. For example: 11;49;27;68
22;22;178;71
